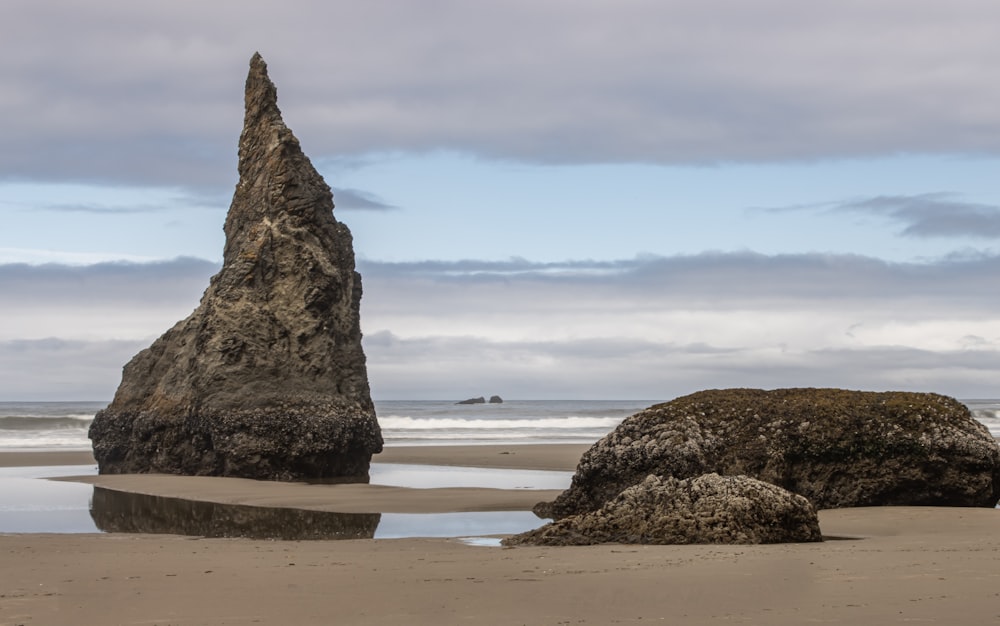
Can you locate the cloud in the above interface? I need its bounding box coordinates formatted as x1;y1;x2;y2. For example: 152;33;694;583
38;203;173;215
835;194;1000;239
362;332;1000;400
757;193;1000;240
331;188;396;211
0;338;145;401
3;1;1000;191
2;251;999;399
0;258;218;341
359;252;1000;309
1;182;232;219
0;257;217;307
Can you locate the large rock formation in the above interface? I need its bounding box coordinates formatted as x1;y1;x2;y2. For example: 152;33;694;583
544;388;1000;518
89;53;382;480
506;473;822;546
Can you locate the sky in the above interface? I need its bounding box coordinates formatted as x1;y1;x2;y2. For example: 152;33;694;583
3;1;1000;401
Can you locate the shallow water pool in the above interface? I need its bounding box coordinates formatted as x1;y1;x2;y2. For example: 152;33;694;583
0;463;562;540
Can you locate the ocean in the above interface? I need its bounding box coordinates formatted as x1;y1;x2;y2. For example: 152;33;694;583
0;399;651;450
2;398;999;451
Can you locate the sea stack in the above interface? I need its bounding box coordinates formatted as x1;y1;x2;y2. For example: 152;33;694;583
89;53;382;481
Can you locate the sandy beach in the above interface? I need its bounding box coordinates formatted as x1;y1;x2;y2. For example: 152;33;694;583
2;445;999;624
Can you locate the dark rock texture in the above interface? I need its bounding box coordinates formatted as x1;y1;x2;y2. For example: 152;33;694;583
489;395;503;404
89;53;382;480
506;473;822;546
546;388;1000;518
457;397;486;405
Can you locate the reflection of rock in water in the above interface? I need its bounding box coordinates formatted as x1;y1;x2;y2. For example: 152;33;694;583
90;487;380;540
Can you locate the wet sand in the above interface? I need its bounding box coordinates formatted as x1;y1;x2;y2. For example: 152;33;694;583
0;443;590;471
61;473;565;514
0;449;97;467
2;446;999;624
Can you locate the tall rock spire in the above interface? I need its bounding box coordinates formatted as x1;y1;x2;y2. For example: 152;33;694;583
89;53;382;481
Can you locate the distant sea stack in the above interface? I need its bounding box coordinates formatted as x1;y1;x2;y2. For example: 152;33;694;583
88;53;382;481
456;395;503;405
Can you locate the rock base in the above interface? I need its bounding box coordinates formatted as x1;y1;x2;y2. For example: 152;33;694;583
90;406;380;481
506;473;823;546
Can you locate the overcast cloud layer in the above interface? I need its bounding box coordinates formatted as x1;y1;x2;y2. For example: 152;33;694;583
3;2;1000;401
4;254;998;400
4;1;1000;191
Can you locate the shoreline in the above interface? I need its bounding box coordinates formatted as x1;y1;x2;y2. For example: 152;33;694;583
0;443;591;470
3;445;1000;623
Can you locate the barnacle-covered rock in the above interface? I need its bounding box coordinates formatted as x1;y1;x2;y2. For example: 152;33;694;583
543;388;1000;517
507;473;822;546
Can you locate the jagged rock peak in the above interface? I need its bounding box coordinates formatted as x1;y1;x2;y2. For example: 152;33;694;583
224;52;336;271
238;52;288;192
88;53;381;481
245;52;280;125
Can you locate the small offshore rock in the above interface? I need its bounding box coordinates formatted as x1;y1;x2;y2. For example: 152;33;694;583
489;395;503;404
545;388;1000;517
505;473;823;546
457;397;486;405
